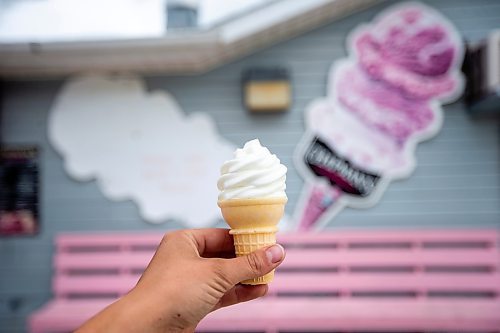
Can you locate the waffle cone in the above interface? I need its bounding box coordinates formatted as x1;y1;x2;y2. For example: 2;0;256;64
218;197;287;285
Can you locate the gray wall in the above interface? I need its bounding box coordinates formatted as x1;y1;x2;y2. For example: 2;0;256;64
1;0;499;331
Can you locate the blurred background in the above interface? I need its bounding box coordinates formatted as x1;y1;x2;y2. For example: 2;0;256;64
0;0;499;332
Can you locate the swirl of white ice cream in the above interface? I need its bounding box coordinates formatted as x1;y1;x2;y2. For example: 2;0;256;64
218;139;287;201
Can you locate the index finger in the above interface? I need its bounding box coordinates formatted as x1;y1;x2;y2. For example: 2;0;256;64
188;228;234;256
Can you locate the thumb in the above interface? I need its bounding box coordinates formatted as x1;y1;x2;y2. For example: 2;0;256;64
223;244;285;284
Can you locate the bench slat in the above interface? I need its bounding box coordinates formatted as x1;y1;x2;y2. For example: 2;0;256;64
279;230;499;244
29;298;500;332
55;252;155;270
200;299;500;331
55;230;499;249
54;248;499;271
53;272;500;296
54;275;140;295
29;299;114;333
284;248;499;267
56;234;163;250
272;272;500;294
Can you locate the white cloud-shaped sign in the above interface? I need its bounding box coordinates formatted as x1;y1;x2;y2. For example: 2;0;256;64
49;75;235;227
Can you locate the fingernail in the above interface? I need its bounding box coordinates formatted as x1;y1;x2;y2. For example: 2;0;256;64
266;244;285;264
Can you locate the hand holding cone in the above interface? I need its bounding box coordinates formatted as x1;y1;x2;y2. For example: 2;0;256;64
218;197;287;284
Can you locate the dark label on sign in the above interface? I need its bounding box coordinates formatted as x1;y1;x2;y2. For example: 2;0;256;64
304;137;380;197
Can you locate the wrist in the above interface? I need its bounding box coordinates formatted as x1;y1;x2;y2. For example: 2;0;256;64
76;286;194;333
124;285;196;333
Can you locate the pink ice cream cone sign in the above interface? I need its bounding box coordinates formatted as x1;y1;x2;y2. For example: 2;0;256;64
294;2;464;231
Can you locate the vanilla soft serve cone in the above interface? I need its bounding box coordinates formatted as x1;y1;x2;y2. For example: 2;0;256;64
217;139;287;285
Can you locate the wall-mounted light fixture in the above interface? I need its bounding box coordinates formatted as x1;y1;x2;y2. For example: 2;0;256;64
242;67;291;113
463;30;500;117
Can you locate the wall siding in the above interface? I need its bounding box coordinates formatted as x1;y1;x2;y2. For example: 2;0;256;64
1;0;499;331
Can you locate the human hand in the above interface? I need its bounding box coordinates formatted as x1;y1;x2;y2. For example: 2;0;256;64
76;228;286;333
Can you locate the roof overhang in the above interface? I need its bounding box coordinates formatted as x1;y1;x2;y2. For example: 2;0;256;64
0;0;380;79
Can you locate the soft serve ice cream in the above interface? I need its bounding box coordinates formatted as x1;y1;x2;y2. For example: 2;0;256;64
218;139;287;201
218;139;287;285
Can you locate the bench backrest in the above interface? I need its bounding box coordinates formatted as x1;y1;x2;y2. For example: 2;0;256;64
53;230;500;301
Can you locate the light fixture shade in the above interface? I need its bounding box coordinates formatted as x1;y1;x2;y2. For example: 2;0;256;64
242;67;291;112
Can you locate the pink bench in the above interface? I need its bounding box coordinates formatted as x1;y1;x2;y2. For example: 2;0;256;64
29;230;500;332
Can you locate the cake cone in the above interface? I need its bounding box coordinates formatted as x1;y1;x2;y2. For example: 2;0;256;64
218;197;287;285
